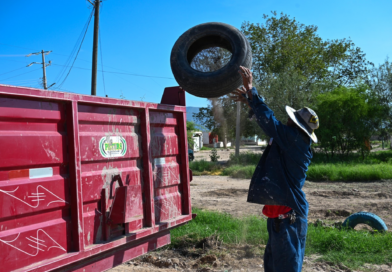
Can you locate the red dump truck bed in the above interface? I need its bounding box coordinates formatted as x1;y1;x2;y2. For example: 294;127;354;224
0;84;192;272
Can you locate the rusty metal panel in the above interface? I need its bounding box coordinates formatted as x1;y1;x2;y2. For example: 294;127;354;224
0;84;192;272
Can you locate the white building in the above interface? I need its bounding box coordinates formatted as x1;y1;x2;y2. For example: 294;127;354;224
192;132;203;151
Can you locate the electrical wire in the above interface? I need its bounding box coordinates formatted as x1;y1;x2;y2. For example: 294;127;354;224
53;10;95;85
113;74;150;93
5;56;175;79
99;28;107;96
0;43;87;61
3;59;175;80
55;9;94;90
51;64;174;79
1;45;175;80
0;66;26;76
0;68;41;81
2;79;39;84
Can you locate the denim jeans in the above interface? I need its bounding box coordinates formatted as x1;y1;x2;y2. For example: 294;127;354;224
264;215;307;272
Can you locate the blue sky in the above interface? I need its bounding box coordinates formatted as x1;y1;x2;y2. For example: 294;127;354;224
1;0;391;107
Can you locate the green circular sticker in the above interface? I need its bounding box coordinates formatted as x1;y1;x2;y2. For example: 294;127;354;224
99;136;127;158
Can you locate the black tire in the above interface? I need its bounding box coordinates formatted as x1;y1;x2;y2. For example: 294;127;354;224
170;22;252;98
342;212;388;231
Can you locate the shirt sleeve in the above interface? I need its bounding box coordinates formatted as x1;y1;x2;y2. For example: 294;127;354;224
244;87;292;150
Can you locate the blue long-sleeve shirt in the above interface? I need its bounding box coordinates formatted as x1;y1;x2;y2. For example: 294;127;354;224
245;87;312;217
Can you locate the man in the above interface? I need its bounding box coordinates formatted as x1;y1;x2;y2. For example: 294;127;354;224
231;66;319;272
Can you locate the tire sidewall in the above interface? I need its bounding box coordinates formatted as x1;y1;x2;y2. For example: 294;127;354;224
170;22;252;98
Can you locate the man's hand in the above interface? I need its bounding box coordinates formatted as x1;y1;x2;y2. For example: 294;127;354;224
229;86;251;109
239;66;253;92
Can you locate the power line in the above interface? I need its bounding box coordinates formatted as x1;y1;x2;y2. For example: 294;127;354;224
0;66;26;76
56;9;94;90
51;64;174;79
0;68;41;81
0;42;87;60
3;58;175;80
99;28;106;96
53;9;95;85
0;43;175;80
113;74;150;93
2;79;39;84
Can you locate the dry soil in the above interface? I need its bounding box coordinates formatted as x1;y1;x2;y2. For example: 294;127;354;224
110;146;392;272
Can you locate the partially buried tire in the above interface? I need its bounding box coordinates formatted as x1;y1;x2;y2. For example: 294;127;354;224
170;22;252;98
342;211;388;231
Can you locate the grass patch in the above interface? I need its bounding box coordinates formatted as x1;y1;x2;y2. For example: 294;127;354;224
226;150;392;181
170;208;268;248
171;208;392;270
189;160;222;175
312;150;392;165
308;150;392;181
306;225;392;269
200;146;234;151
307;163;392;181
221;165;256;179
190;150;392;181
227;152;261;166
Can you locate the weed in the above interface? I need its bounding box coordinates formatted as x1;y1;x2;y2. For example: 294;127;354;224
210;148;220;162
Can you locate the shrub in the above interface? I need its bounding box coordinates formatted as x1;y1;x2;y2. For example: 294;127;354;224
210;148;220;162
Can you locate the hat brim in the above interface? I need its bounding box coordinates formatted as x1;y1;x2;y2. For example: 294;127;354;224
285;106;318;143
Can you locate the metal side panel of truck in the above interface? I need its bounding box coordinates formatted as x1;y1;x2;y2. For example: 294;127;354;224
0;84;193;272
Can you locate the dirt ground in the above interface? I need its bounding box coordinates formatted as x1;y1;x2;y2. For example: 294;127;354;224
111;146;392;272
111;175;392;272
189;176;392;229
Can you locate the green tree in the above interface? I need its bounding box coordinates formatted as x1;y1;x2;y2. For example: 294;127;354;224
193;106;217;131
193;13;372;143
315;85;385;158
366;58;392;137
241;12;372;122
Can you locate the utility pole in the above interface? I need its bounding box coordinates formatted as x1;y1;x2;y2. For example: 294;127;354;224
235;101;241;156
26;50;55;89
41;50;48;89
88;0;101;96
